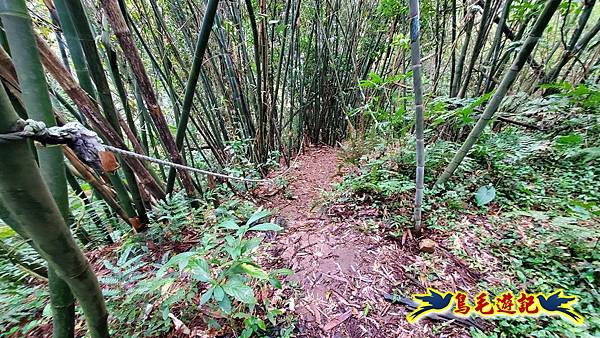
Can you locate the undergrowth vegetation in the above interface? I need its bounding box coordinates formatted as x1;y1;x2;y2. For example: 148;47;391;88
1;191;295;337
332;87;600;337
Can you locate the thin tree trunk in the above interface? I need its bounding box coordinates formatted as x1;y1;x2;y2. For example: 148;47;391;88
166;0;219;195
458;0;493;98
482;0;512;94
545;17;599;84
544;0;596;83
450;10;474;97
408;0;426;233
53;0;96;97
101;0;196;197
437;0;562;185
449;0;457;96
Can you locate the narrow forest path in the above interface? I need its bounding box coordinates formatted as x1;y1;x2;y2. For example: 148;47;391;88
255;147;470;338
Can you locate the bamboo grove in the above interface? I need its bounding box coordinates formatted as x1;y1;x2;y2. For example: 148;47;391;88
0;0;599;336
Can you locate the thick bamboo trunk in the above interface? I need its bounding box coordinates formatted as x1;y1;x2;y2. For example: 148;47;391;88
0;80;109;338
0;2;76;336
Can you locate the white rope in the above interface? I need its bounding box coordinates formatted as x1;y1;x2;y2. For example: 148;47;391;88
0;118;306;184
105;145;268;182
104;136;304;184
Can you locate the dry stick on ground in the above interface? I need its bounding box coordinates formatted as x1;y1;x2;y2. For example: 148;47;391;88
101;0;196;197
35;36;166;200
436;0;563;185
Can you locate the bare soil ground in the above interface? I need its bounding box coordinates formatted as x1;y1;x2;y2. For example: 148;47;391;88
254;147;480;337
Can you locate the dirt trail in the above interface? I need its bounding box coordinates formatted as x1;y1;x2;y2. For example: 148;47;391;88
256;147;468;337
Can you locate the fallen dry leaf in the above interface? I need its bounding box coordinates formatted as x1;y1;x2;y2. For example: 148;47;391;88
323;310;353;331
168;313;191;335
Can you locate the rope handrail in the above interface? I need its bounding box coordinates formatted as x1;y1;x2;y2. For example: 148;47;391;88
0;119;302;184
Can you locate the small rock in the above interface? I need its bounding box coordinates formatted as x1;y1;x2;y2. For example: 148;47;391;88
203;208;217;225
419;239;436;253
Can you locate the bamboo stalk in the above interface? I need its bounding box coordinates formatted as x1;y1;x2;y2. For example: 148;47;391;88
544;0;596;83
408;0;426;233
437;0;562;185
35;35;166;200
0;2;76;336
166;0;219;195
458;0;493;98
0;82;109;337
101;0;196;197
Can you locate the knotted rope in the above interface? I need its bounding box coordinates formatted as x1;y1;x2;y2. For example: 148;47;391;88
0;119;298;183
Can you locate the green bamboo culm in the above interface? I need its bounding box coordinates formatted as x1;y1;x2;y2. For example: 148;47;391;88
60;0;141;221
436;0;562;186
0;1;109;337
408;0;426;233
53;0;96;98
0;84;110;338
0;202;48;281
166;0;220;195
0;1;75;336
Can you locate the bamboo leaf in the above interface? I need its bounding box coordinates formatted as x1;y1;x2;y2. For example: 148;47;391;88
248;223;283;232
245;209;271;226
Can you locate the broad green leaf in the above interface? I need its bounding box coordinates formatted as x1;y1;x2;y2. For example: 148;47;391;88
269;277;282;289
248;223;283;232
223;278;256;304
214;286;225;302
239;263;269;280
246;209;271;226
156;252;196;277
475;185;496;206
189;258;211;282
241;237;263;254
218;294;232;314
200;287;213;305
224;235;236;245
218;219;240;230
